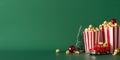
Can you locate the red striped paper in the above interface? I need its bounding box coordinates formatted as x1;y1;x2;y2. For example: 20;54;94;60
101;26;120;53
84;31;100;53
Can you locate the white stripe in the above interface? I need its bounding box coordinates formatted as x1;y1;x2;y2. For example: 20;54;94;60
92;32;94;48
104;27;108;43
109;27;113;53
89;32;91;49
114;27;117;49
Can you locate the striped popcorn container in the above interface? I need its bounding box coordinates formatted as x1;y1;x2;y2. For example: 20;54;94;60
83;25;100;53
99;20;120;53
109;26;120;53
100;26;110;45
100;26;120;53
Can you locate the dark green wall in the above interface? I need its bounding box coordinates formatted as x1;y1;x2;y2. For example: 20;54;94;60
0;0;120;51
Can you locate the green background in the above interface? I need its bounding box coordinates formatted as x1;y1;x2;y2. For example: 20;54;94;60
0;0;120;51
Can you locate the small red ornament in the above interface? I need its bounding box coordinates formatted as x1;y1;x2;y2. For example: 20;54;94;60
111;18;116;24
68;45;75;52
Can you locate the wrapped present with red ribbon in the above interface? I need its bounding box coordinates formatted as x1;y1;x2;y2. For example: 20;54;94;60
83;25;100;53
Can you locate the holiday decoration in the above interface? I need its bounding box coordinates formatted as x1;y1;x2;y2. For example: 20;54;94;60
76;25;85;51
83;24;100;53
68;45;76;52
89;42;110;55
99;19;120;53
110;18;117;24
56;49;60;53
66;50;70;55
74;51;80;55
112;48;120;56
55;18;120;56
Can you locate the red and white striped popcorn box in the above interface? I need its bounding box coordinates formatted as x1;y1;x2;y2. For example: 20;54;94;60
83;31;100;53
100;26;110;45
109;26;120;53
100;26;120;53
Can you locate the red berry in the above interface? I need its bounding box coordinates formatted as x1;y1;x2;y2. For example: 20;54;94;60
68;45;75;52
111;18;116;24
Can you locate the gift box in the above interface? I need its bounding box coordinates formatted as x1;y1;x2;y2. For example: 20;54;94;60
83;25;100;53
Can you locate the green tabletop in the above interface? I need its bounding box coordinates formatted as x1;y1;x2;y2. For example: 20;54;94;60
56;52;120;60
0;51;120;60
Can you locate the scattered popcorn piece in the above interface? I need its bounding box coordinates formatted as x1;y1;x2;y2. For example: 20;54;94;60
84;24;99;32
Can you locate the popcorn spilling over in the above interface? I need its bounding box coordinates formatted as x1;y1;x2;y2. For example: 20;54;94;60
99;20;119;28
84;24;100;53
85;24;99;32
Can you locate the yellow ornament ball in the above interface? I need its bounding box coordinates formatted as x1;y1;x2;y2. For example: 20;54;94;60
56;49;60;53
66;50;70;55
74;51;80;55
114;48;119;53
